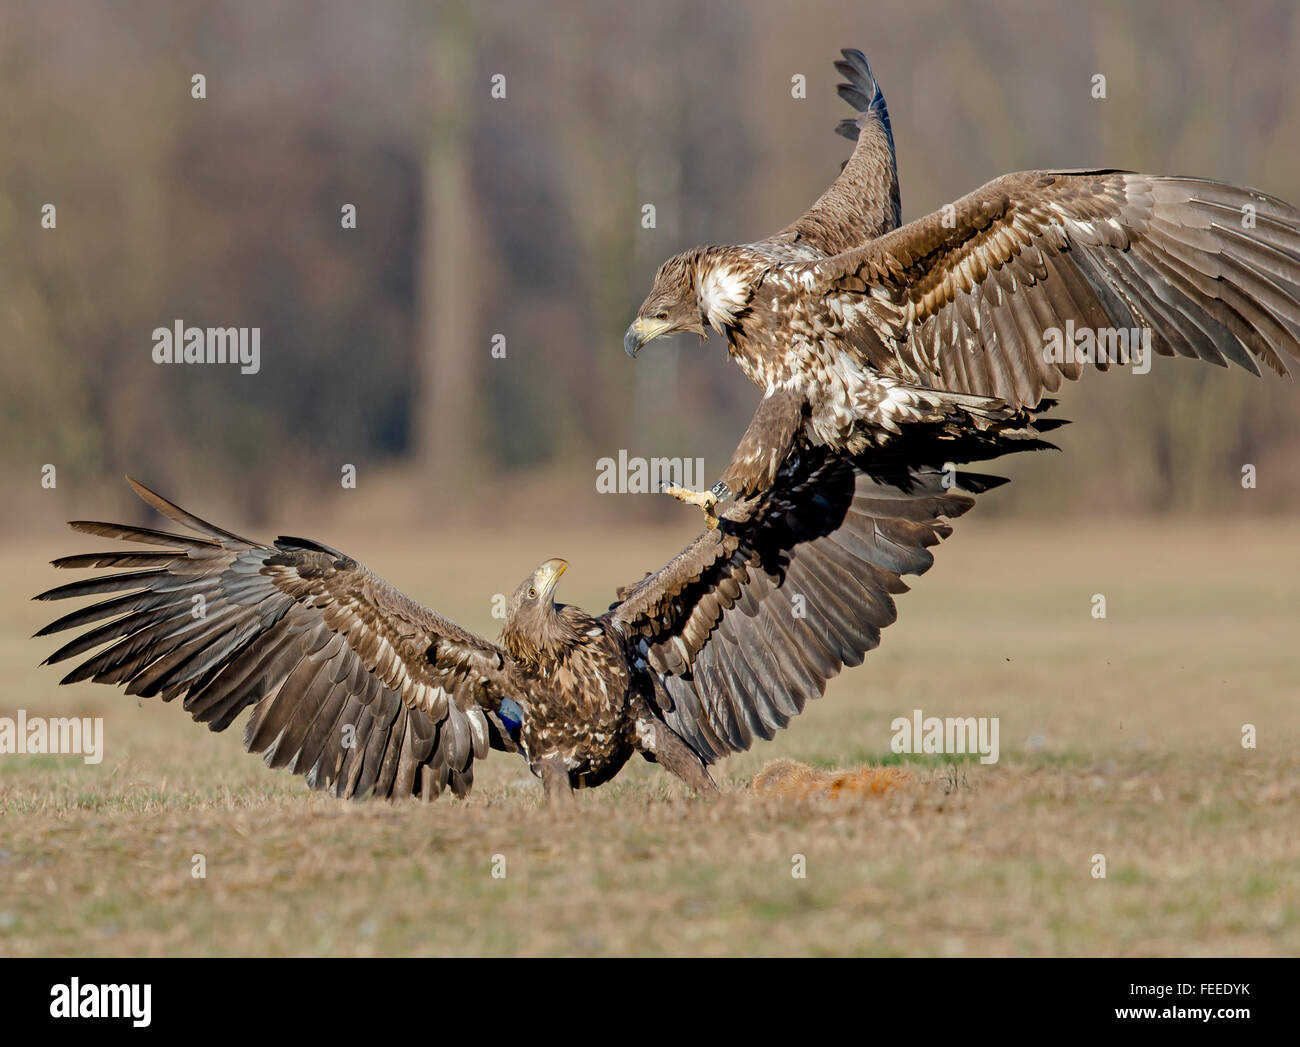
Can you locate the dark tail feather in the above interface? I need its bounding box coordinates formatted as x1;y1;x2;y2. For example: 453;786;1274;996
67;520;203;548
51;551;180;569
952;472;1011;494
833;49;895;157
126;476;257;545
33;570;173;607
860;400;1067;493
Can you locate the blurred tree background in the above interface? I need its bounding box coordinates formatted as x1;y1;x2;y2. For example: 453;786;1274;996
2;0;1299;532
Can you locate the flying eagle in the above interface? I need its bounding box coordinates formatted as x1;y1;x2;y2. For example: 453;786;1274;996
34;432;1039;803
625;50;1300;524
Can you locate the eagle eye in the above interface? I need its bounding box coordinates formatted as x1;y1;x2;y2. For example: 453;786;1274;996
654;311;668;320
527;586;538;600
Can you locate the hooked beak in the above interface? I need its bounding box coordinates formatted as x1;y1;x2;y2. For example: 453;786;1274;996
624;317;673;358
535;558;568;600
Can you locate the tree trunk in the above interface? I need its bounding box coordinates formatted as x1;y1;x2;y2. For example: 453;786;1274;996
415;4;480;507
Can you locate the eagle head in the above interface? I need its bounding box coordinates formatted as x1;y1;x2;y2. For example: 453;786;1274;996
624;252;710;357
500;558;575;668
626;248;767;357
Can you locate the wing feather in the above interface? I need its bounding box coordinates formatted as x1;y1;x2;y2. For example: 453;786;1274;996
749;49;901;261
807;170;1300;407
610;443;986;764
33;478;515;800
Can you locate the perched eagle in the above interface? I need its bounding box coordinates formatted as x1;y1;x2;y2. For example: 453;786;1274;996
626;49;1300;524
34;431;1040;802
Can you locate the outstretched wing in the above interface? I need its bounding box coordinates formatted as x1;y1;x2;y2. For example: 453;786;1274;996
749;49;901;261
34;478;515;800
804;170;1300;408
609;441;1000;765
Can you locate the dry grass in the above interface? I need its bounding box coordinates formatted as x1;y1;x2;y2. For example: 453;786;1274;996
1;516;1298;956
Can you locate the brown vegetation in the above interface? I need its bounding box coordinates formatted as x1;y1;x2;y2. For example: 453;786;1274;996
752;759;912;799
4;0;1300;529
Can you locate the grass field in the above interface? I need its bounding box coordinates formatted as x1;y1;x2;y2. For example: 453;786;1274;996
1;516;1297;957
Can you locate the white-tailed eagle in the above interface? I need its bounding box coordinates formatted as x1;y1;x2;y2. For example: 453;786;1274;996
34;429;1038;803
625;49;1300;524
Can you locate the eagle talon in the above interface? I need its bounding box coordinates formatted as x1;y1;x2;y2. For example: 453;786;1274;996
661;483;720;528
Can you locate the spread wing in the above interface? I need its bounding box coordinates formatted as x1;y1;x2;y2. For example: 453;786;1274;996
748;49;901;262
804;170;1300;408
609;442;993;764
33;479;516;800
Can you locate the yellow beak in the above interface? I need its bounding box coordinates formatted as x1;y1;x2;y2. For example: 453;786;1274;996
535;558;568;598
624;317;673;357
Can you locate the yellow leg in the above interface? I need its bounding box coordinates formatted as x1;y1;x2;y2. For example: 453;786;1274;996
661;483;720;530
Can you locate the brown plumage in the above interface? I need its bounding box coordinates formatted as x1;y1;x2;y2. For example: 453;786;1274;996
35;432;1030;802
626;50;1300;522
